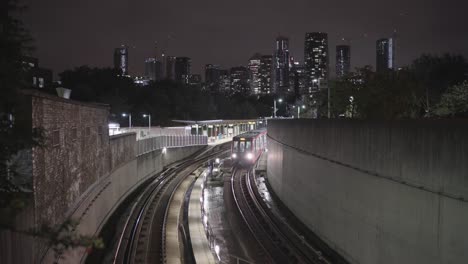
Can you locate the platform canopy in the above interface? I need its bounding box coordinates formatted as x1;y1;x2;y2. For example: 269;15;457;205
172;119;260;125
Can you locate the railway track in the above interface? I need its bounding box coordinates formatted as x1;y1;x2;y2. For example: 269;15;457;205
231;167;332;264
112;145;229;264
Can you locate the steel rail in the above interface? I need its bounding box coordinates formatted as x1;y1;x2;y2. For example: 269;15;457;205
113;144;229;264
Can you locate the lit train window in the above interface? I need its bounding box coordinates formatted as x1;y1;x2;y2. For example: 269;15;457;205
246;141;251;150
233;141;238;151
240;141;245;152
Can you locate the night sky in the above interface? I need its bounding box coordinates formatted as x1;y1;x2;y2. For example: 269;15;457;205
23;0;468;79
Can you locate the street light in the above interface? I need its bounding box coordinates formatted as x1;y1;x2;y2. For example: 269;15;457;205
299;105;306;118
293;104;306;118
142;114;151;131
273;98;283;118
122;113;132;128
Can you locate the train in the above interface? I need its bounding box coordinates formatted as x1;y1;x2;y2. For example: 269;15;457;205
231;128;267;166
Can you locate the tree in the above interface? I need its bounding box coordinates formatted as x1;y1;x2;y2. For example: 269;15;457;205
412;54;468;113
1;1;102;261
434;81;468;117
329;66;425;119
1;0;37;212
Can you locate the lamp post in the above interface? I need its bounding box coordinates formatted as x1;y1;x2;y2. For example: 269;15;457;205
273;98;283;118
122;113;132;128
143;114;151;131
298;105;306;118
293;105;306;118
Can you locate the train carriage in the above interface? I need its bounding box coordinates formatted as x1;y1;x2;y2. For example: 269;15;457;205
231;128;267;166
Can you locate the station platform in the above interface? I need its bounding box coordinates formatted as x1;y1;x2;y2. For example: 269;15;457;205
189;175;217;264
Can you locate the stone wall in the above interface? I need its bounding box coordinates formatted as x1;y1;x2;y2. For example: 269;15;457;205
1;91;208;264
28;91;111;227
267;119;468;264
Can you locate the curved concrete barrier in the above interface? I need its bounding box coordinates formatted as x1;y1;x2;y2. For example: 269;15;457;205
267;119;468;264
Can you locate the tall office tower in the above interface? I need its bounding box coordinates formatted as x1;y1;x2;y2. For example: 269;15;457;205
304;32;329;95
248;53;262;94
294;62;307;96
114;45;129;75
273;36;290;94
144;58;162;81
218;70;230;93
205;64;221;92
175;57;191;84
289;60;306;96
376;38;395;72
336;45;351;78
230;66;250;94
259;55;273;94
288;56;296;93
165;56;176;80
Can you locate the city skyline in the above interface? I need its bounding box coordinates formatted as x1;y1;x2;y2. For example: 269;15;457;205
22;0;468;78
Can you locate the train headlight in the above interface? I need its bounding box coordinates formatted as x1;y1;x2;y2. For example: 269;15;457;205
232;153;237;159
246;152;253;160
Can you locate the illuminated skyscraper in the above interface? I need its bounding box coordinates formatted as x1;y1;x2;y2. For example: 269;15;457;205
273;36;290;94
218;70;230;93
144;58;162;81
248;53;262;94
290;61;307;97
114;45;128;75
336;45;351;78
259;55;273;94
165;56;176;80
175;57;191;84
376;38;395;72
230;66;250;94
304;32;329;94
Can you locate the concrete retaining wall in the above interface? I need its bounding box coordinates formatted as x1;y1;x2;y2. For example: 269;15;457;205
267;119;468;264
42;145;203;263
109;133;136;170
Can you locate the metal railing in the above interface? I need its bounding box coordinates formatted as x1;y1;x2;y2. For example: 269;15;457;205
137;135;208;156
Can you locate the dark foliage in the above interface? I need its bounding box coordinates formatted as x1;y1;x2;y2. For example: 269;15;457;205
59;67;274;126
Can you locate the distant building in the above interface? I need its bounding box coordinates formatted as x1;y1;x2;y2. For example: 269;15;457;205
144;58;162;81
22;56;53;89
230;66;250;94
273;36;290;94
248;53;262;94
175;57;191;84
218;70;230;93
288;56;296;94
304;32;329;95
114;46;128;75
290;61;307;97
189;74;202;88
376;38;395;72
165;56;176;80
134;76;151;86
205;64;221;92
336;45;351;78
259;55;273;94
